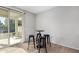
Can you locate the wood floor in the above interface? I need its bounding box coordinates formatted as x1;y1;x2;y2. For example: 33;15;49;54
12;42;79;53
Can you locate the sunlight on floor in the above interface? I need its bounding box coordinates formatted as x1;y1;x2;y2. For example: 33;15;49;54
0;38;21;45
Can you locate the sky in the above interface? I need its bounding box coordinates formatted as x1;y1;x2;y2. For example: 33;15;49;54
0;17;6;25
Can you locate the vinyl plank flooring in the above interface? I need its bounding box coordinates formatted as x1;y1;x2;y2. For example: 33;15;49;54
13;42;79;53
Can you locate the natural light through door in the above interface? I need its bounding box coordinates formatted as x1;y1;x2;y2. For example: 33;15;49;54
0;7;23;48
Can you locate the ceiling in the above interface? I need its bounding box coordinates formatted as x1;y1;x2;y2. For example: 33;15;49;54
17;6;55;14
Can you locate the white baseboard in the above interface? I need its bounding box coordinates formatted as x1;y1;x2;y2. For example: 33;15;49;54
51;41;79;50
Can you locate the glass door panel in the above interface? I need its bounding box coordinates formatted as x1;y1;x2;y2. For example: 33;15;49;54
0;8;9;48
9;10;22;45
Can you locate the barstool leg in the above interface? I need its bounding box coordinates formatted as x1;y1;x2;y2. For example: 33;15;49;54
45;39;47;53
45;46;47;53
47;37;49;43
28;37;30;49
33;37;35;48
49;36;51;47
38;47;40;53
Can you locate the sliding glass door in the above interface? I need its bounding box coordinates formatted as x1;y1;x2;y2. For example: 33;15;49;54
9;10;22;45
0;7;23;48
0;8;9;48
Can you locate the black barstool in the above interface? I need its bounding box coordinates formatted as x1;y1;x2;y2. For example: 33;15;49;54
37;36;47;53
28;35;35;49
36;33;41;41
44;34;51;47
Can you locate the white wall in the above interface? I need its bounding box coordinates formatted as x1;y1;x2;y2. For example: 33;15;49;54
36;6;79;50
23;11;36;41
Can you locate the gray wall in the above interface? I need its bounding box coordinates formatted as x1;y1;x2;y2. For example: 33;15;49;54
36;6;79;50
23;11;36;41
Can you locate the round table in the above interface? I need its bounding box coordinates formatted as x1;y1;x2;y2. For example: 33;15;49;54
35;30;44;34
